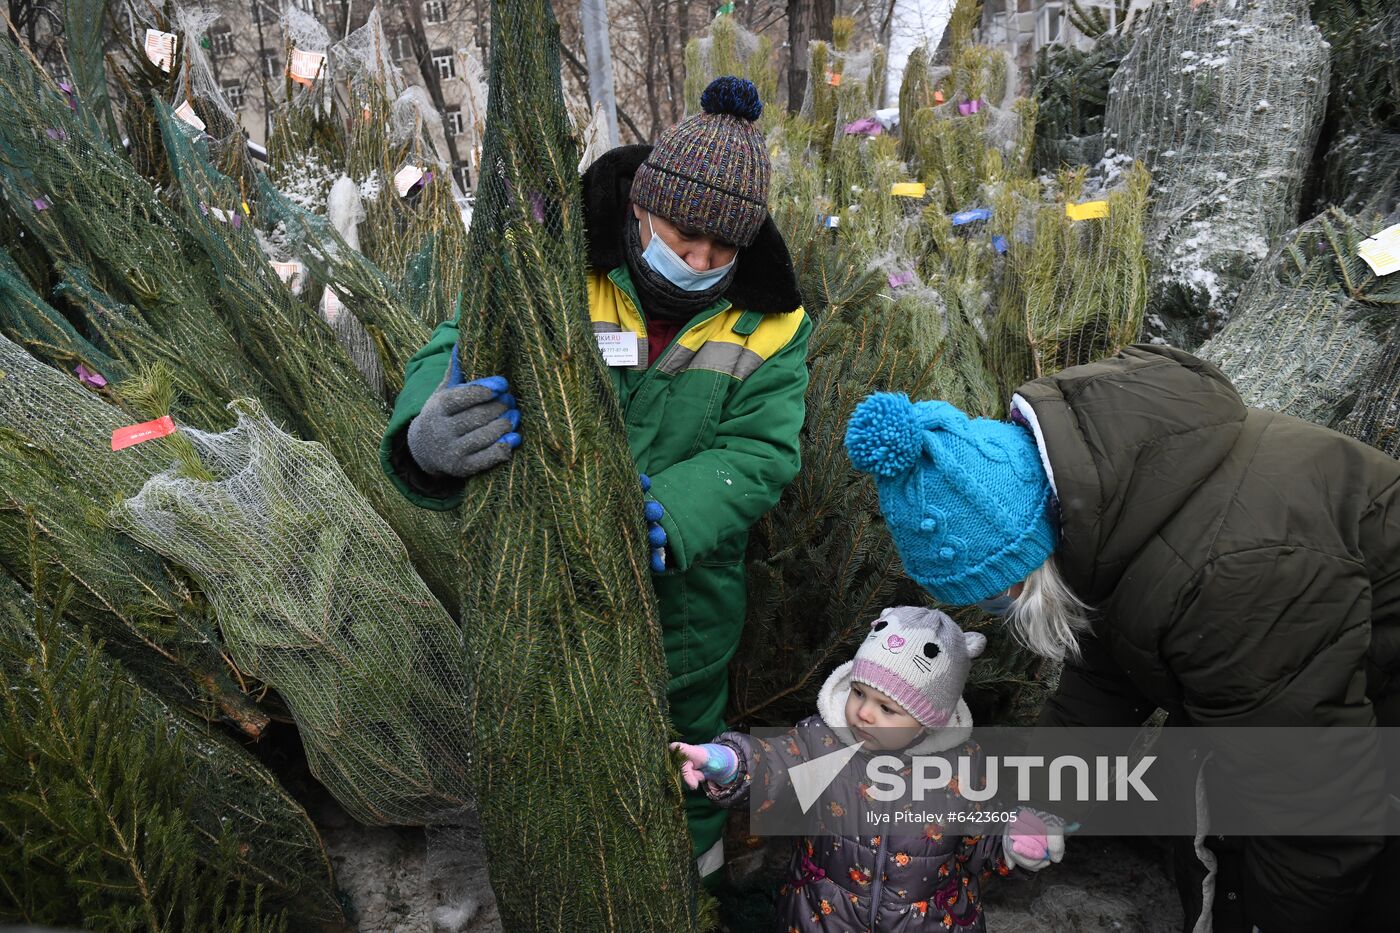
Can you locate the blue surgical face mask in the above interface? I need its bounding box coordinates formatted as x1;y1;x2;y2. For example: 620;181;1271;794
974;589;1017;616
641;212;737;292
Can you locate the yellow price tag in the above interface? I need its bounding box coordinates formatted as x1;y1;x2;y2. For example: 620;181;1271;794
891;182;926;198
1065;200;1110;221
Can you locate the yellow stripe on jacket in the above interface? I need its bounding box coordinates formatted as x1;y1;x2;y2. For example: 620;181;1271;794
586;268;806;380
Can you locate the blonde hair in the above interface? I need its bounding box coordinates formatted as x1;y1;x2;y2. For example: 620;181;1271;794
1005;555;1091;662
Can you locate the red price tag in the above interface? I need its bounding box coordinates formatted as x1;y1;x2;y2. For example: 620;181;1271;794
111;415;176;451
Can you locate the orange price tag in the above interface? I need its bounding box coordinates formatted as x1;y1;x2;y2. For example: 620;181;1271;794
826;71;842;87
112;416;176;451
934;89;946;105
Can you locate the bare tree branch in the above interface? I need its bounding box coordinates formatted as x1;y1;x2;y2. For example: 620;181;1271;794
559;39;645;142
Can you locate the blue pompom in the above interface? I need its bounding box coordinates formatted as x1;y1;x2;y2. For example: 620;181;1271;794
700;76;763;122
845;392;924;478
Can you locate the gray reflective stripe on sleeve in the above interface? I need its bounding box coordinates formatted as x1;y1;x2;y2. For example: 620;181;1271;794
696;838;725;878
657;341;764;379
591;321;647;369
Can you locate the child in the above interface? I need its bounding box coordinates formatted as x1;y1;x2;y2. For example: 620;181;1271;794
671;606;1064;931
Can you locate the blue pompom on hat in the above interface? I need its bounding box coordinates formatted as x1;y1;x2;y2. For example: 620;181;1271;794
845;392;1057;605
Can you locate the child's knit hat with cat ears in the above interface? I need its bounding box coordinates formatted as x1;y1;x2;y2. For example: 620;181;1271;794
851;606;985;728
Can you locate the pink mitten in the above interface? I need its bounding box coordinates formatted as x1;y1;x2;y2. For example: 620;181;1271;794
1004;807;1065;871
669;741;739;790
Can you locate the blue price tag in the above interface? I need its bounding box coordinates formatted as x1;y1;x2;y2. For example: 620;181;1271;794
992;235;1009;254
951;207;993;226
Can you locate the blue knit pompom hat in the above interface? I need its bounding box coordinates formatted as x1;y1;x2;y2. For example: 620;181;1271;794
845;392;1057;605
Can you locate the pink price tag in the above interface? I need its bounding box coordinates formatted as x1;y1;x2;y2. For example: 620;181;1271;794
111;415;176;451
74;364;107;388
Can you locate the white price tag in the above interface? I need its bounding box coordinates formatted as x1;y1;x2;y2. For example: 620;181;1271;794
393;164;425;198
271;260;304;292
173;100;205;131
288;48;326;86
1358;224;1400;277
322;285;343;323
145;29;176;72
595;331;639;367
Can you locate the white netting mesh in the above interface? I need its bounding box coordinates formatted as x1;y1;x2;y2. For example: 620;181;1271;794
456;45;488;185
328;174;366;250
283;5;331;52
389;85;448;167
280;4;333;111
1104;0;1330;345
330;6;406;102
576;100;609;174
174;6;238;130
112;400;472;826
328;292;387;398
1199;211;1397;428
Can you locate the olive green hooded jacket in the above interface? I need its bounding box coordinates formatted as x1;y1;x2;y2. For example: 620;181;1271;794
1015;344;1400;930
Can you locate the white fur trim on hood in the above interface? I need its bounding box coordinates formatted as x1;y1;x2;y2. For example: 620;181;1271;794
816;660;974;755
1010;393;1058;499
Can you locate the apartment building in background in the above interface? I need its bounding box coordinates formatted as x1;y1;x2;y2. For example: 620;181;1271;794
203;0;486;189
980;0;1150;79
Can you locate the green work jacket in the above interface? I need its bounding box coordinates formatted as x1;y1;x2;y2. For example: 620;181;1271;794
380;263;810;700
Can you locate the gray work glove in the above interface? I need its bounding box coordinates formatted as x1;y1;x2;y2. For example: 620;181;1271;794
406;347;521;478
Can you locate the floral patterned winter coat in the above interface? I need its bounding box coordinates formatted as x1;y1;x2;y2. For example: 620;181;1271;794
705;662;1024;932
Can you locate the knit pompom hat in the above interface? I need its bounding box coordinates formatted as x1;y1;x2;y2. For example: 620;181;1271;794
851;607;986;728
845;392;1057;605
629;76;769;247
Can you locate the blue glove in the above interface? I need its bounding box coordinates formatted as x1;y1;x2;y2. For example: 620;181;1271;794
640;473;667;573
670;741;740;789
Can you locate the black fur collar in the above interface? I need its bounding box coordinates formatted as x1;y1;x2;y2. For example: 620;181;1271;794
581;144;802;315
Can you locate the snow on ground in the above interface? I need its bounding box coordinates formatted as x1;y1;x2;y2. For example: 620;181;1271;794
322;798;1178;932
316;793;501;932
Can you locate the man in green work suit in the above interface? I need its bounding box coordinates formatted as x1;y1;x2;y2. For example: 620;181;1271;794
379;77;809;883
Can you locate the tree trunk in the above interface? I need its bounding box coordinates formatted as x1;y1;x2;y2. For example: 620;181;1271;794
786;0;834;113
578;0;619;147
403;0;465;177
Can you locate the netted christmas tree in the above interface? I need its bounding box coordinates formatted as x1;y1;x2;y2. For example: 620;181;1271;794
1031;1;1133;171
1310;0;1400;216
450;0;701;928
683;11;779;129
1200;209;1400;431
1104;0;1330;346
0;568;343;929
730;0;1150;728
113;399;472;827
0;33;463;611
0;327;268;736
